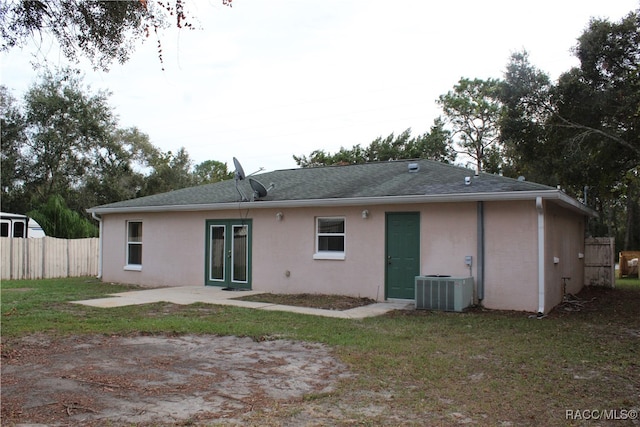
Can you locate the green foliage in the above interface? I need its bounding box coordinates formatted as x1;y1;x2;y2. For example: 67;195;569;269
79;127;150;208
0;86;25;209
1;68;129;216
139;147;196;196
294;6;637;248
1;69;231;227
294;119;455;167
21;68;114;204
0;1;233;71
498;50;555;183
497;10;640;249
410;117;457;163
1;1;153;70
438;77;502;174
551;10;640;248
28;195;98;238
193;159;234;185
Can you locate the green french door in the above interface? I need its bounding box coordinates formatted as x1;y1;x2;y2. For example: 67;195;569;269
385;212;420;299
205;219;252;289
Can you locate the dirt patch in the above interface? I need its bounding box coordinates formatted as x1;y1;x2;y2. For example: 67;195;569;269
2;333;351;426
236;293;375;310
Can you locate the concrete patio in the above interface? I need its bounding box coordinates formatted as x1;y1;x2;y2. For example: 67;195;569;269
71;286;413;319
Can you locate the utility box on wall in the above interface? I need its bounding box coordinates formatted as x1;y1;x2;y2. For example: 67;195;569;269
415;276;474;312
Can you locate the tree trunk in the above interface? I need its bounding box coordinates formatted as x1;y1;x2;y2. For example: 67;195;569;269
624;180;639;250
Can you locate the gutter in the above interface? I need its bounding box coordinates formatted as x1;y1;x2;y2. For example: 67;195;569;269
88;189;598;217
477;201;485;301
536;197;545;315
91;212;103;279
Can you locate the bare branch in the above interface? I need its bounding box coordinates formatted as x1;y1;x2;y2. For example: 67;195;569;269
554;113;640;157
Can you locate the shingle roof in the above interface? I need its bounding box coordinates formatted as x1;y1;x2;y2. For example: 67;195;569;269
90;159;561;213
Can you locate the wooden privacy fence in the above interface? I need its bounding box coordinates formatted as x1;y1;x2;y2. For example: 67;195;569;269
1;237;99;280
584;237;615;288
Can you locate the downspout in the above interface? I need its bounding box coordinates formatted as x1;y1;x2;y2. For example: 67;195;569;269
91;212;103;279
536;197;545;315
477;201;485;302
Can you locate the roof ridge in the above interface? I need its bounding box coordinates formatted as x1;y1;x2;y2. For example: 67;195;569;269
272;158;473;173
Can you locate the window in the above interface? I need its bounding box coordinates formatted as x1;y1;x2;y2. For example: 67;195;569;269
314;217;345;260
232;225;249;282
13;221;25;237
0;221;9;237
0;219;26;237
125;221;142;270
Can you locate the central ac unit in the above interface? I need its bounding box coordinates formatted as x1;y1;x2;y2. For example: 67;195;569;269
415;276;474;312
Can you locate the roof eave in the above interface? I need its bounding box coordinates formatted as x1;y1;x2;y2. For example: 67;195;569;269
87;190;597;217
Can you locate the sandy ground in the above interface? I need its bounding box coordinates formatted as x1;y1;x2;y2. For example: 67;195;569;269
1;333;351;426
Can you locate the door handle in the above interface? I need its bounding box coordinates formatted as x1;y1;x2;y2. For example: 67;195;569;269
387;255;392;265
227;250;232;258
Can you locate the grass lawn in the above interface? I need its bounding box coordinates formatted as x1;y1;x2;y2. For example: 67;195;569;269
2;277;639;425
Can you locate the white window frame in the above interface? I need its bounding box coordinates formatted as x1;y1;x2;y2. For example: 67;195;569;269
124;220;143;271
313;216;346;260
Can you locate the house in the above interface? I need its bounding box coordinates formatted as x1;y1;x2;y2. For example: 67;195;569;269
88;159;596;314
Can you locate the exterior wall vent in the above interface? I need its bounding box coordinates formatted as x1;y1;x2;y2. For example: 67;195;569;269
415;276;474;312
408;163;419;173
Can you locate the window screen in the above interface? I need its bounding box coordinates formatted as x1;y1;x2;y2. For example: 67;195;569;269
316;217;345;253
127;221;143;265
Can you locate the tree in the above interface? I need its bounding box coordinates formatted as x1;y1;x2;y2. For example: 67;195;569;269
404;118;456;164
193;160;233;185
497;11;640;249
2;69;233;237
13;68;115;212
139;146;196;195
79;127;151;208
28;194;98;238
366;129;413;162
0;85;26;211
0;0;232;71
293;121;455;168
551;9;640;248
438;77;503;174
498;51;556;183
570;9;640;159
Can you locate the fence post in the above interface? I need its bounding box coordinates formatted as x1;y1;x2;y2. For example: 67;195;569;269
67;238;70;278
10;237;14;280
42;237;46;278
23;236;28;280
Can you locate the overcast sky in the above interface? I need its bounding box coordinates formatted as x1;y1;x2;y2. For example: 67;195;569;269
1;0;638;175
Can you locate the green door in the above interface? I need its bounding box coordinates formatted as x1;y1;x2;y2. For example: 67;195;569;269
205;219;252;289
385;212;420;299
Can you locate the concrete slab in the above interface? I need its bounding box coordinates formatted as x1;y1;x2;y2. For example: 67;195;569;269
71;286;413;319
71;286;264;308
343;302;414;319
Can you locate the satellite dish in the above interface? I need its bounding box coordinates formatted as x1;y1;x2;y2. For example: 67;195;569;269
232;157;248;201
233;157;246;180
249;178;268;198
249;178;275;201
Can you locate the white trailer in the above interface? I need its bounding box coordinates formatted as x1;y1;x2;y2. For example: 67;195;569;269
0;212;46;238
